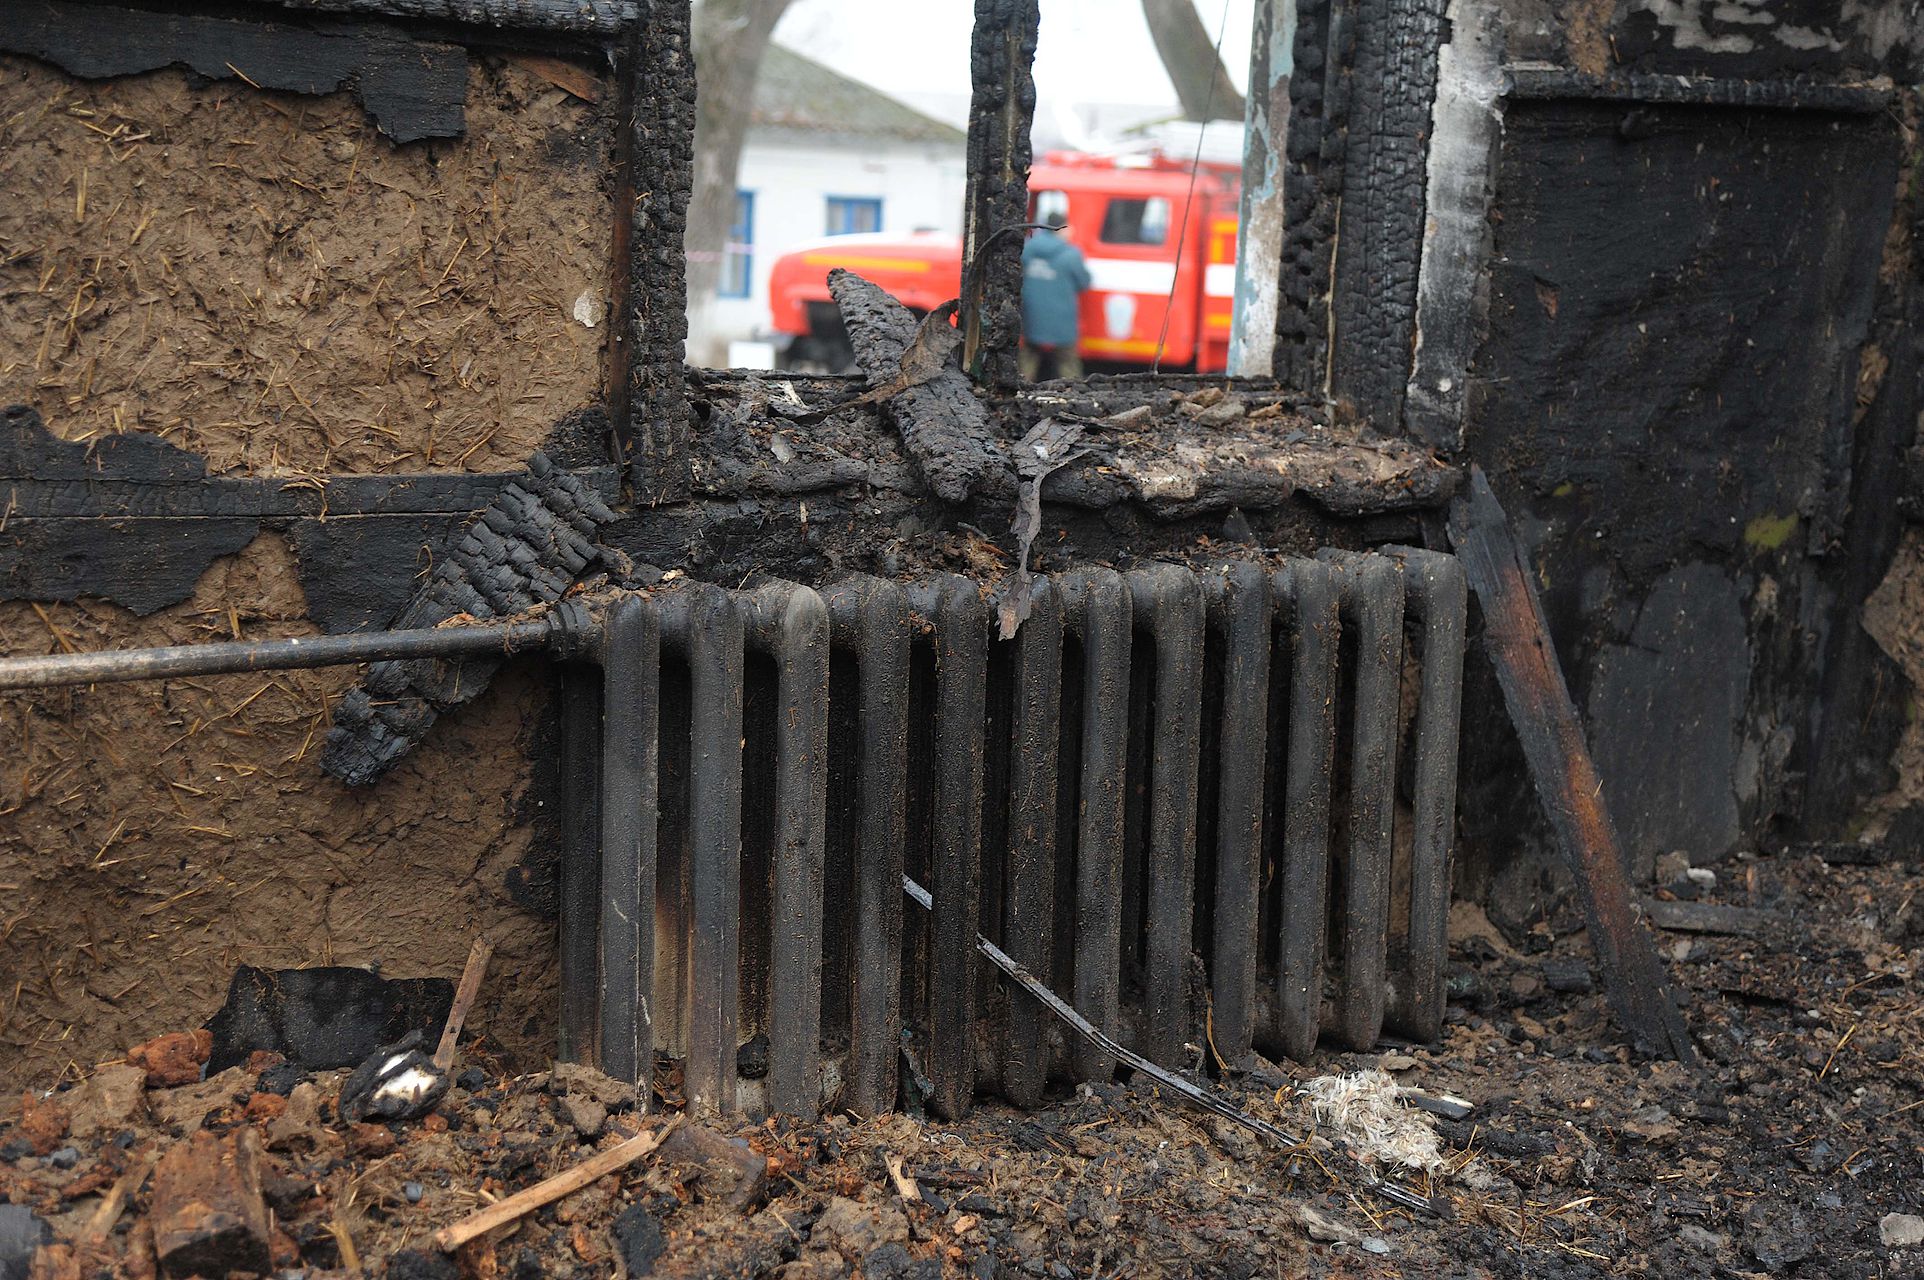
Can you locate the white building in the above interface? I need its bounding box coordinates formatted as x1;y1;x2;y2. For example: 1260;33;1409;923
693;44;967;364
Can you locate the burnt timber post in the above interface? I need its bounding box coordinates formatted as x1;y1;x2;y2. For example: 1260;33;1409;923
961;0;1040;391
614;0;695;501
1271;0;1446;411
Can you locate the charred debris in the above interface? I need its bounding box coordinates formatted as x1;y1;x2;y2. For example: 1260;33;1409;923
3;0;1924;1275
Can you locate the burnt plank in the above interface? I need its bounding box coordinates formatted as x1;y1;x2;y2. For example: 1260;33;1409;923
960;0;1040;389
830;271;1001;503
0;517;260;617
5;0;469;143
273;0;636;34
1447;467;1696;1064
615;0;694;499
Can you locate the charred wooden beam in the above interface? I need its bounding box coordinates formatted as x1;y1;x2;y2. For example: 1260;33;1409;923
614;0;696;500
1325;0;1447;423
0;406;618;516
1402;0;1502;450
1447;468;1697;1064
1503;68;1894;113
961;0;1040;390
5;0;470;142
1273;0;1447;417
828;272;1004;503
267;0;637;34
0;406;620;620
1273;0;1344;394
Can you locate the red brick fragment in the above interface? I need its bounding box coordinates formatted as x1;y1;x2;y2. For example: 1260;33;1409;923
346;1122;397;1158
243;1092;288;1124
15;1090;69;1155
127;1032;212;1089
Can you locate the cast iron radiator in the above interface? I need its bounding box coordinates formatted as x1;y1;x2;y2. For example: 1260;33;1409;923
554;549;1466;1119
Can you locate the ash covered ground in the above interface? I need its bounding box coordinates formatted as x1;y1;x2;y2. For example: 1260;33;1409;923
2;845;1921;1279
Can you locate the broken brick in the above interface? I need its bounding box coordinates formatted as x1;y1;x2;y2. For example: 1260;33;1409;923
243;1092;288;1124
347;1123;398;1158
149;1129;271;1279
14;1091;68;1156
127;1032;212;1089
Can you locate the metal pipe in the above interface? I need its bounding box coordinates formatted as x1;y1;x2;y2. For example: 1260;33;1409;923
1128;564;1204;1069
747;581;831;1119
825;577;911;1119
1203;562;1272;1067
909;574;987;1121
1001;576;1061;1108
0;619;557;691
598;595;659;1091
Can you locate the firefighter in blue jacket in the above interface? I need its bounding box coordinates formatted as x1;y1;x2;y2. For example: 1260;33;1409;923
1020;217;1091;381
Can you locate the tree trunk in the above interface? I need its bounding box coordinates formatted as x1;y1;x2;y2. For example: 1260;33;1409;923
1140;0;1245;122
686;0;793;366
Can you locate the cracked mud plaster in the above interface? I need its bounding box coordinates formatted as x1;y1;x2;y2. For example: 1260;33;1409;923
0;532;556;1081
0;53;613;475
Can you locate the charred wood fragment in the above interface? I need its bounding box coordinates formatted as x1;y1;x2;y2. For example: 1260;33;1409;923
4;0;470;142
829;270;1005;503
1447;468;1697;1064
321;452;617;786
614;0;695;499
268;0;638;34
961;0;1040;390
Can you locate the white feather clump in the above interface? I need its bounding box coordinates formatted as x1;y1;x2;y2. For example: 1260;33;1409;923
1299;1069;1445;1173
373;1066;444;1109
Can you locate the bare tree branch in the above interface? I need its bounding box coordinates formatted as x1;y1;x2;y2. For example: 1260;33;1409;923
1140;0;1245;123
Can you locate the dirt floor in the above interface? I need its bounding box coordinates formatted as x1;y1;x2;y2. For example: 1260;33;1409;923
2;842;1918;1278
0;533;559;1085
0;53;612;475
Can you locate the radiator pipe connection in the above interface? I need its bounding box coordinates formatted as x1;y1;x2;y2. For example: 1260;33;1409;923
0;613;572;690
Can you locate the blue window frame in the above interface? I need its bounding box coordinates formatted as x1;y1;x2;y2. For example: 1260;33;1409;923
825;196;883;237
720;190;754;299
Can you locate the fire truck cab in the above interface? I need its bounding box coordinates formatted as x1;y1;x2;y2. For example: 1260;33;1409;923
764;150;1240;374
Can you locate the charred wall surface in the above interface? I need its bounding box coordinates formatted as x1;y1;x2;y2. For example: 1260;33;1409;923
1409;0;1924;923
0;2;628;1079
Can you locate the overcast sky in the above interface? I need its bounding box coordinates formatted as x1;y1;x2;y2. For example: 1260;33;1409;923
774;0;1255;118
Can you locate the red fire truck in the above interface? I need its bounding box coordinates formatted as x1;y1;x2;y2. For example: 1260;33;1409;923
765;150;1241;374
